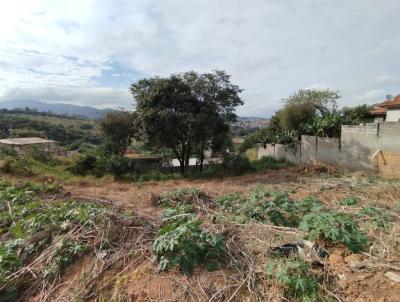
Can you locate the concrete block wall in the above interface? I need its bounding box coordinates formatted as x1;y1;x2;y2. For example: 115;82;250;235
258;122;400;175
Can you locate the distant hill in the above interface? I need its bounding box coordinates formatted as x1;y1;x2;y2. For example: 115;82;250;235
0;99;113;119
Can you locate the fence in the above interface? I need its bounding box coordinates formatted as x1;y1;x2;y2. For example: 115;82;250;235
258;122;400;176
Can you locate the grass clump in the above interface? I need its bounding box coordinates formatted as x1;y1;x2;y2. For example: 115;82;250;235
339;196;359;206
300;211;368;252
266;257;324;302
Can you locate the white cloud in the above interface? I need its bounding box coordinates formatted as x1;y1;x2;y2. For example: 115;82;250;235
0;0;399;116
356;89;386;103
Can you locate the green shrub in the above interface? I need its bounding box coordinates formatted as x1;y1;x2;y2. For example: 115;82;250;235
153;218;225;274
101;155;134;178
221;154;252;175
1;156;33;176
300;211;368;252
69;154;98;175
297;197;324;214
0;148;17;158
266;257;322;302
239;188;301;226
160;203;196;223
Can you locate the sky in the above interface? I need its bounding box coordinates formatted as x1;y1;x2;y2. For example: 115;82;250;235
0;0;399;117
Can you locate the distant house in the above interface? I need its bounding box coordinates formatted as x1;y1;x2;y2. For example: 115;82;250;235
371;95;400;122
0;137;58;154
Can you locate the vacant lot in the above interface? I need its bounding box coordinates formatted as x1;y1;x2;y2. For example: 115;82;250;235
1;165;400;301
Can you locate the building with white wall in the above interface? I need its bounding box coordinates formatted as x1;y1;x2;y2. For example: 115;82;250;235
371;95;400;122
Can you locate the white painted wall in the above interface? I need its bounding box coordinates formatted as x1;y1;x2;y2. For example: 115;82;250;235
386;109;400;122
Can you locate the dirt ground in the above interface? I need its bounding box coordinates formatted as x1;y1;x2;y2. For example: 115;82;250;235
57;166;400;302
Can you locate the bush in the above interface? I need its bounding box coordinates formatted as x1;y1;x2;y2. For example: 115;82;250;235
0;148;17;158
1;157;33;176
300;211;368;252
221;153;252;175
101;155;134;178
26;146;56;165
153;218;225;274
69;154;98;176
70;152;135;178
266;257;322;302
251;156;290;171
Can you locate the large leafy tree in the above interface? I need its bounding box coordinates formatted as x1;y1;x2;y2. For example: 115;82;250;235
131;71;243;175
181;71;243;169
98;110;136;155
277;89;340;132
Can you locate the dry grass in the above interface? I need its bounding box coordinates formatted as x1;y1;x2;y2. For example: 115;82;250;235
3;165;400;301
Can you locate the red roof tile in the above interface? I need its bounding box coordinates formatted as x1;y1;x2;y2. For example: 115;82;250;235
371;106;387;115
375;95;400;108
386;95;400;108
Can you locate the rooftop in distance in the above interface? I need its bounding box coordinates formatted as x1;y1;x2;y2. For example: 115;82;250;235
0;137;55;145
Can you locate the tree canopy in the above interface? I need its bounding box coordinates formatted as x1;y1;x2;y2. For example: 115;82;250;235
131;70;243;174
277;89;340;132
98;110;136;156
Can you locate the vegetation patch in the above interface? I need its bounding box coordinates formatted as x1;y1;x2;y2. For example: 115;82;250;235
153;200;225;274
339;196;359;206
300;211;368;252
217;188;324;227
0;178;150;301
266;257;324;302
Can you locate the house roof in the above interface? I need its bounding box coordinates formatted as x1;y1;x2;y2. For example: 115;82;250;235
386;95;400;108
0;137;56;145
371;106;387;115
371;95;400;116
374;95;400;108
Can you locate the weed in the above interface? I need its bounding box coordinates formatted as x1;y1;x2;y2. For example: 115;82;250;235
266;257;323;302
153;218;225;274
160;188;207;207
217;193;244;212
339;196;359;206
217;189;324;227
297;197;324;213
360;206;394;229
0;179;111;285
300;211;368;252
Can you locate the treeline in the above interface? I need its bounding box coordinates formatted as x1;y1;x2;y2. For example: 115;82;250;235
0;113;102;148
0;107;88;120
240;89;374;152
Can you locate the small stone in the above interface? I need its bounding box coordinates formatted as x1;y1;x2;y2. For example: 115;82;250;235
385;271;400;283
